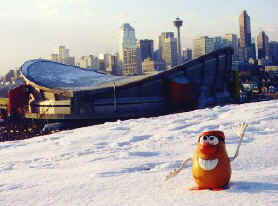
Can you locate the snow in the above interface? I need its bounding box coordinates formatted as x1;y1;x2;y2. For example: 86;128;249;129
1;100;278;205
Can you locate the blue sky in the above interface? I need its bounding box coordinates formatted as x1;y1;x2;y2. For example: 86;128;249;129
1;0;278;75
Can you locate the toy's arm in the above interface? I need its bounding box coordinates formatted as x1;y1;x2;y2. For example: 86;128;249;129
229;122;248;162
165;158;192;181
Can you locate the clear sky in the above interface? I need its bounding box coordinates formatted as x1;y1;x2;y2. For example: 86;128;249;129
1;0;278;75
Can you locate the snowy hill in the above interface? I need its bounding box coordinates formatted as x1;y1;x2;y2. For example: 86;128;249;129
1;100;278;206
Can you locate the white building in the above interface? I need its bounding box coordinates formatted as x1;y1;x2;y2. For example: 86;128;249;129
122;48;142;75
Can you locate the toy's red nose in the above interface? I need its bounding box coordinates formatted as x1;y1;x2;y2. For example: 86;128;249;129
200;143;217;156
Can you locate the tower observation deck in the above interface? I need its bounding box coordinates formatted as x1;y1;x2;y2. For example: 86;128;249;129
173;17;183;63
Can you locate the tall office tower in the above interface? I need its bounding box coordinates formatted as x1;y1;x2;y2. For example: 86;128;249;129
158;32;175;58
222;34;239;60
118;23;141;75
173;17;183;64
122;48;142;75
251;37;257;60
239;10;254;62
103;53;111;69
158;32;178;69
54;46;69;61
106;55;118;75
269;41;278;65
79;55;99;70
212;36;225;50
98;59;106;72
193;36;214;58
257;31;270;59
137;39;154;61
153;49;166;70
183;48;192;61
50;45;75;65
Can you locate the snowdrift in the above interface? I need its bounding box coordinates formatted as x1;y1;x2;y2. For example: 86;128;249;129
1;100;278;205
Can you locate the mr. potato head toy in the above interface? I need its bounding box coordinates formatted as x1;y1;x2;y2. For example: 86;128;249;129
166;122;248;191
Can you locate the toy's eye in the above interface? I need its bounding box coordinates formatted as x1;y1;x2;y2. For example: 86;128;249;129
199;136;208;144
208;136;219;145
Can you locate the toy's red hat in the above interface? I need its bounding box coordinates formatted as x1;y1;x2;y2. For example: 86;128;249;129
199;130;225;141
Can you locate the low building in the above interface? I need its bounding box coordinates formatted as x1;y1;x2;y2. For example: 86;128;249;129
265;66;278;77
142;58;156;74
242;82;259;92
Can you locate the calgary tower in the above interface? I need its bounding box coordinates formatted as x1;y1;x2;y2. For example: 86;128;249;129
173;17;183;63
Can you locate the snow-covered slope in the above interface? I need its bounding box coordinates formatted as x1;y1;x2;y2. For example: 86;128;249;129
1;101;278;206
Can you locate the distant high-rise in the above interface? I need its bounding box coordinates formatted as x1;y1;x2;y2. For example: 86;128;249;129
158;32;175;54
183;48;192;61
137;39;154;61
122;48;142;75
49;45;75;65
222;34;239;60
239;11;251;48
106;55;118;75
158;32;178;69
173;17;183;64
212;36;225;50
193;36;214;58
239;10;254;62
257;31;269;60
79;55;99;70
269;41;278;65
118;23;141;75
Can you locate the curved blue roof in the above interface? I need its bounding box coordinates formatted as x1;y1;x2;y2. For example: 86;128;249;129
20;59;124;91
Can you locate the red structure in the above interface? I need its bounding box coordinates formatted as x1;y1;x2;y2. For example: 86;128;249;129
7;85;28;117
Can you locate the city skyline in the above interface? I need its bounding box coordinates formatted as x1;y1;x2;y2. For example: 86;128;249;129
1;0;278;75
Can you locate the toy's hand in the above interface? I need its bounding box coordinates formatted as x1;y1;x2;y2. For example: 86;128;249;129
236;122;248;139
165;158;192;181
230;122;248;162
165;169;179;181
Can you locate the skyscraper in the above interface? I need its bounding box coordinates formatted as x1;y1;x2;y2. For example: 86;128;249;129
49;45;75;65
269;41;278;65
222;34;239;60
158;32;178;69
118;23;141;75
212;36;225;50
158;32;175;54
78;55;99;70
257;31;269;60
106;55;119;75
239;11;251;48
239;10;254;62
183;48;192;61
137;39;154;61
173;17;183;64
193;36;214;58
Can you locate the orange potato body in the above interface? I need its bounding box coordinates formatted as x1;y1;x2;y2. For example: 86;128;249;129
192;141;231;189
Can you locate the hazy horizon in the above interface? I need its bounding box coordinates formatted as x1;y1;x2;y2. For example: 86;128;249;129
1;0;278;75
